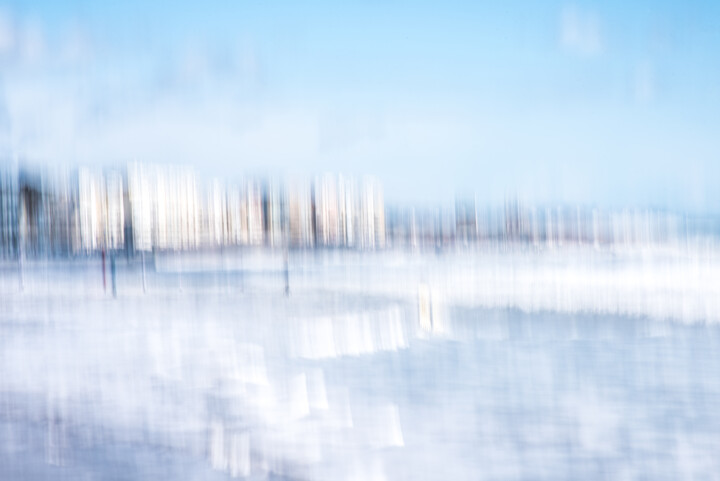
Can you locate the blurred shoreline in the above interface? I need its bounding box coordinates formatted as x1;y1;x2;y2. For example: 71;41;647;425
2;243;718;324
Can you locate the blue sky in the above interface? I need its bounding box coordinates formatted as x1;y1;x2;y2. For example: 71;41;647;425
0;1;719;211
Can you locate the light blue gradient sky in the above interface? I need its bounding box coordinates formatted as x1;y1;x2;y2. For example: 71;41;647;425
0;0;719;211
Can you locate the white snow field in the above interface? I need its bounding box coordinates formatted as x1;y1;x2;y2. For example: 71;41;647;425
1;245;720;480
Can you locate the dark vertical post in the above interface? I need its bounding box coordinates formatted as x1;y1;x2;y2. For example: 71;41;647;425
102;249;106;292
110;253;117;298
18;247;24;292
282;190;290;297
283;246;289;296
141;251;147;293
18;190;25;292
239;247;244;292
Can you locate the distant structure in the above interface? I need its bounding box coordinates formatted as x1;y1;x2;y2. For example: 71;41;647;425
311;174;385;250
0;161;388;257
385;198;688;250
0;95;17;258
0;163;18;258
0;158;712;259
78;167;125;253
455;197;478;245
287;177;314;248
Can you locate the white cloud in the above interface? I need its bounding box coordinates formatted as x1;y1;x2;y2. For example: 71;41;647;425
3;66;319;172
634;60;655;104
59;26;93;65
318;110;385;154
179;43;210;84
560;5;602;56
237;42;260;84
0;13;95;68
0;10;15;57
162;39;263;96
19;21;45;65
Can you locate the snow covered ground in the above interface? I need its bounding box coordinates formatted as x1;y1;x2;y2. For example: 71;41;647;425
1;246;720;479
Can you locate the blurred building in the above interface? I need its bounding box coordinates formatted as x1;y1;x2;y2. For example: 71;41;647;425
77;168;108;253
358;176;385;249
246;179;264;246
226;182;249;246
205;178;228;247
17;168;49;257
47;167;77;256
105;171;125;250
77;167;125;253
455;197;477;245
311;174;385;249
314;174;340;247
0;97;16;259
1;160;701;257
127;163;200;252
264;179;287;248
0;163;18;258
287;178;314;248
